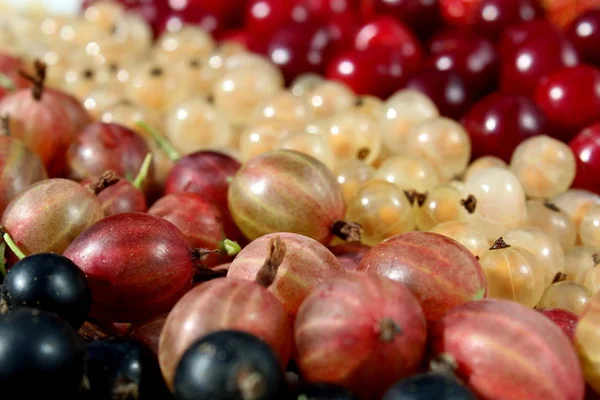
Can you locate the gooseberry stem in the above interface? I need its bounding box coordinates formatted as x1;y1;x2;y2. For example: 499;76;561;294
2;233;26;260
0;241;6;276
136;121;180;161
0;72;15;92
19;59;46;101
221;239;241;256
132;153;153;189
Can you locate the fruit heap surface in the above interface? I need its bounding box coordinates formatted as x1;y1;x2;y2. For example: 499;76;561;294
0;0;597;399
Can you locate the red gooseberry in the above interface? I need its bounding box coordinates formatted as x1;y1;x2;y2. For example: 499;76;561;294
358;231;487;323
63;213;194;323
295;271;427;400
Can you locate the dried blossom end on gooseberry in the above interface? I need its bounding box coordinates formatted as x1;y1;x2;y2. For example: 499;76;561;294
255;237;286;288
461;195;477;214
543;201;561;212
553;272;568;284
377;318;402;343
90;171;121;195
331;221;363;243
489;237;510;250
19;60;46;101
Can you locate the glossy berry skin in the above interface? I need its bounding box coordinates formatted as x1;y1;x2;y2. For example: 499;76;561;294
326;46;415;98
466;0;544;40
353;17;423;69
462;93;546;162
431;299;584;400
4;253;91;329
537;308;578;341
498;20;563;58
130;313;167;356
84;337;170;400
570;123;600;194
64;213;194;323
267;22;331;83
148;192;228;267
0;308;85;398
566;9;600;68
371;0;441;38
534;65;600;142
295;272;427;400
67;122;150;182
426;31;498;96
47;88;92;134
173;330;283;400
229;150;346;244
382;373;476;400
292;383;359;400
0;87;79;177
0;136;47;216
405;69;473;120
500;35;579;98
165;150;241;238
244;0;295;39
158;277;292;388
96;180;148;216
358;232;486;323
1;179;104;256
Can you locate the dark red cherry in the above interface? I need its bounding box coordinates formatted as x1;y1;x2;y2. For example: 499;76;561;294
405;69;474;120
499;35;579;97
157;6;225;36
267;22;332;83
371;0;441;39
565;9;600;68
461;92;546;162
534;65;600;142
169;0;247;27
569;123;600;194
326;46;414;98
326;11;362;59
353;16;423;70
439;0;480;27
469;0;545;41
296;0;360;19
498;19;565;58
426;31;499;96
245;0;295;39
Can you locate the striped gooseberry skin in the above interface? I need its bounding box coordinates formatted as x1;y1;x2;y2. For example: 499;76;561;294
358;231;486;323
64;213;194;323
158;278;292;389
228;150;346;244
431;299;585;400
67;122;150;183
295;272;427;400
1;179;103;255
228;232;344;317
0;89;79;177
96;180;147;216
0;136;48;216
148;192;228;267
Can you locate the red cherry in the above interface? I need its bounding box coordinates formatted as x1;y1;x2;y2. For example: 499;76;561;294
405;69;474;119
169;0;247;26
534;65;600;142
461;92;546;162
353;16;423;69
439;0;481;27
296;0;360;19
500;35;580;98
325;11;362;59
569;123;600;194
244;0;295;38
267;22;332;83
426;30;499;96
326;46;414;98
371;0;442;38
498;19;565;58
565;9;600;68
469;0;545;40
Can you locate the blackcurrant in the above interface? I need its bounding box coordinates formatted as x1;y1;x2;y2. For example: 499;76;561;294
83;337;171;400
2;253;91;328
292;382;359;400
381;373;476;400
173;330;283;400
0;307;85;397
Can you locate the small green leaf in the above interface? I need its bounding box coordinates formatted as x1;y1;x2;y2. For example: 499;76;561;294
221;239;241;257
472;288;486;301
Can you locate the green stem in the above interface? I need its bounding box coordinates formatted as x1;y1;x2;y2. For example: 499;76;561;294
0;241;6;276
132;153;153;189
135;121;180;161
220;239;241;257
0;72;15;92
2;233;25;260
